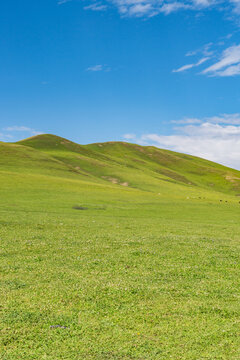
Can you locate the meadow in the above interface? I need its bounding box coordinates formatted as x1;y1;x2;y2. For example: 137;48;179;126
0;135;240;359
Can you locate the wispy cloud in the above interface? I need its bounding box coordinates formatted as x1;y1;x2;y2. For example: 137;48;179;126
174;41;240;77
123;133;136;140
231;0;240;14
186;43;214;58
202;44;240;76
128;3;154;17
58;0;72;5
160;2;190;15
173;57;210;73
1;126;43;141
83;0;240;18
86;64;111;72
0;133;14;141
204;113;240;124
83;0;202;17
123;113;240;169
84;2;108;11
87;65;103;72
174;113;240;125
171;118;202;124
4;126;42;135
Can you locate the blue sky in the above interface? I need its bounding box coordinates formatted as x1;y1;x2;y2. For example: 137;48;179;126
1;0;240;168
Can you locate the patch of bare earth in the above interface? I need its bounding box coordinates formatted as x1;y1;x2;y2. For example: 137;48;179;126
101;176;129;186
226;175;240;183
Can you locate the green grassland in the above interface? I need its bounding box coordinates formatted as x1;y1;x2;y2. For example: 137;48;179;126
1;134;240;359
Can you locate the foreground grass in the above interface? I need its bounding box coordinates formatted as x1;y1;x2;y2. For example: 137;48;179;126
0;169;240;359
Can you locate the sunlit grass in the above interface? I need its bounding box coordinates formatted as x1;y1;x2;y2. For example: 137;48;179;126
0;135;240;359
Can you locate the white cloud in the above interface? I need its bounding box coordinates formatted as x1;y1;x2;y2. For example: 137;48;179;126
110;0;158;17
141;125;240;169
4;126;42;134
86;64;111;72
202;44;240;76
84;3;108;11
231;0;240;13
173;64;196;72
174;113;240;125
192;0;215;7
128;3;153;16
175;43;240;77
86;64;103;72
160;2;190;15
123;133;136;140
83;0;240;18
5;126;32;132
82;0;240;18
0;133;14;141
205;113;240;124
186;50;198;57
214;63;240;76
172;117;202;124
83;0;195;17
58;0;71;5
173;57;209;73
127;114;240;169
186;43;214;58
0;126;42;141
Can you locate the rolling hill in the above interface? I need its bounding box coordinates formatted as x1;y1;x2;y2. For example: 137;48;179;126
13;133;240;196
0;133;239;212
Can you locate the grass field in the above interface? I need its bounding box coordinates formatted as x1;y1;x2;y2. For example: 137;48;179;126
1;135;240;359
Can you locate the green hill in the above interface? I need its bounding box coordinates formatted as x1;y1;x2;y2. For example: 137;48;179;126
16;133;240;196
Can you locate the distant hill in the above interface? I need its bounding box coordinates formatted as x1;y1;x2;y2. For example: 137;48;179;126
0;133;239;199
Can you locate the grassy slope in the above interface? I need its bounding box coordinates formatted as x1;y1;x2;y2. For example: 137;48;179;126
0;135;240;359
18;134;240;196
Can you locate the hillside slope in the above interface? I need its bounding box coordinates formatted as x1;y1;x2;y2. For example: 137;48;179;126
16;134;240;196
